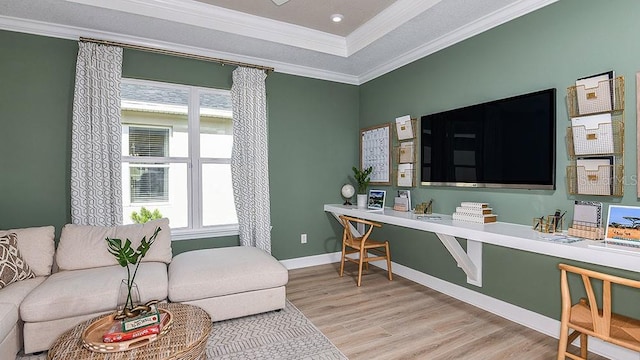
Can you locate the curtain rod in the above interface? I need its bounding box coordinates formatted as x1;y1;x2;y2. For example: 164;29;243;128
79;37;274;73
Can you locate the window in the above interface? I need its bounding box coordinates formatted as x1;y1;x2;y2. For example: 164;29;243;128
120;79;238;239
128;127;170;203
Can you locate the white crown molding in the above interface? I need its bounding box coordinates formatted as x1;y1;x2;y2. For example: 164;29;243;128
0;15;360;85
346;0;442;57
65;0;348;57
358;0;559;84
267;62;360;85
0;14;85;40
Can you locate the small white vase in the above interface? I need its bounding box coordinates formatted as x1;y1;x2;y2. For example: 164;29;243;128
357;194;367;208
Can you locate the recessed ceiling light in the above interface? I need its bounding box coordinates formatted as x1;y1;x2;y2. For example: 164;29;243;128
331;14;343;23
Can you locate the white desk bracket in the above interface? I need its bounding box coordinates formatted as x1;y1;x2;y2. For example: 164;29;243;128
330;210;482;286
435;233;483;287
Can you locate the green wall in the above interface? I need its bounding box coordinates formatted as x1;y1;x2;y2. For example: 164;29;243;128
2;0;640;323
0;31;358;258
358;0;640;319
0;32;76;234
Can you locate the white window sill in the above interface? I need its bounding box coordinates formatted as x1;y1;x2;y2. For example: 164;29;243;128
171;224;239;241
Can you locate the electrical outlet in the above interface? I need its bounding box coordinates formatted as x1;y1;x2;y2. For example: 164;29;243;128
300;233;307;244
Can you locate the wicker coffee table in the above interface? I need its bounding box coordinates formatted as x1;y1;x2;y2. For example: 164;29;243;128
47;303;212;360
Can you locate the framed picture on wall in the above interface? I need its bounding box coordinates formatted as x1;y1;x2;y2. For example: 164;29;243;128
360;123;391;185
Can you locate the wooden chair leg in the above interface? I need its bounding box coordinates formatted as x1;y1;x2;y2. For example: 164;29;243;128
579;333;588;359
557;322;570;360
385;242;393;281
357;248;365;286
339;242;346;277
363;251;369;271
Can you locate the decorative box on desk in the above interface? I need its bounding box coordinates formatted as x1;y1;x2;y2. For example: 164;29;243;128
452;202;497;224
568;221;604;240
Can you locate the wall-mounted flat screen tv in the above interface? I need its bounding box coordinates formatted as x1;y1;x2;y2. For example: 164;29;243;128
421;88;556;190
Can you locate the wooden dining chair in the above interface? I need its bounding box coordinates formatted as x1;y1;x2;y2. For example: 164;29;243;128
339;215;392;286
557;263;640;359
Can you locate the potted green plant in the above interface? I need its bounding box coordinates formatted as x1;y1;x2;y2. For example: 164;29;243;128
106;226;161;319
352;166;373;208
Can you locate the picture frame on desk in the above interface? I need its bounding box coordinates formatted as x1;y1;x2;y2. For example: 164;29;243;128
605;205;640;243
367;189;386;211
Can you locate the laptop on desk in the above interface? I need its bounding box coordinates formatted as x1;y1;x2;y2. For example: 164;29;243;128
588;205;640;255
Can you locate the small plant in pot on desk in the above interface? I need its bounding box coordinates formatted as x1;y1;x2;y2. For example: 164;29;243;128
352;166;373;208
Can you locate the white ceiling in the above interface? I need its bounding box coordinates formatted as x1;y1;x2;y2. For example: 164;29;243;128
0;0;557;84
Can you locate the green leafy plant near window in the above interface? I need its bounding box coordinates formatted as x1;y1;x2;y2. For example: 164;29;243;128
352;166;373;194
106;226;161;318
131;207;163;224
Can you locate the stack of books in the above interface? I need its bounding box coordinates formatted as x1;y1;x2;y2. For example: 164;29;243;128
452;202;497;224
102;307;168;343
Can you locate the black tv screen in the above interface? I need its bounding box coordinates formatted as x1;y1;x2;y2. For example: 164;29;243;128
421;88;556;190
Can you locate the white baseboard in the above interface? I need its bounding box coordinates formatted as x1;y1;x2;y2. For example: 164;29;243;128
279;252;342;270
281;253;640;360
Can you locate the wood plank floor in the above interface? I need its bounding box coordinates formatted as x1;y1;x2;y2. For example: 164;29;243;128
287;263;609;360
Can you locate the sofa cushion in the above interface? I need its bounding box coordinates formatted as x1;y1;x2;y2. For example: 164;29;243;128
56;218;172;271
0;303;18;342
0;277;45;309
168;246;288;302
0;226;55;277
20;262;168;322
0;233;35;288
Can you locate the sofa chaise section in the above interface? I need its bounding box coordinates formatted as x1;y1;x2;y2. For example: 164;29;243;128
168;246;288;321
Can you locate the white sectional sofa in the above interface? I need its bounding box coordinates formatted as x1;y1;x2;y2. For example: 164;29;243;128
0;218;289;356
21;218;173;354
0;226;55;359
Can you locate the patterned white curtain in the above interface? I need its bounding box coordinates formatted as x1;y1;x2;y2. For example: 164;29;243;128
70;42;123;226
231;67;271;253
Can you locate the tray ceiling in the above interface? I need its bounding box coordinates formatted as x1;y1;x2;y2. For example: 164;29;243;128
0;0;557;84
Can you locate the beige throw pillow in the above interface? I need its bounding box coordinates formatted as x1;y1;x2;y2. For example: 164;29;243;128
0;233;36;288
56;218;172;271
0;226;55;276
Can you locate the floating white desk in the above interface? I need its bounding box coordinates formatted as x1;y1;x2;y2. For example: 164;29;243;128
324;204;640;287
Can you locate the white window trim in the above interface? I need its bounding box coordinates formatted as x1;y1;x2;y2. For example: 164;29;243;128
122;78;238;240
171;224;240;241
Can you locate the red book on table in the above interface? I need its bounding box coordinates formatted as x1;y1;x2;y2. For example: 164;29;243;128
102;312;168;343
